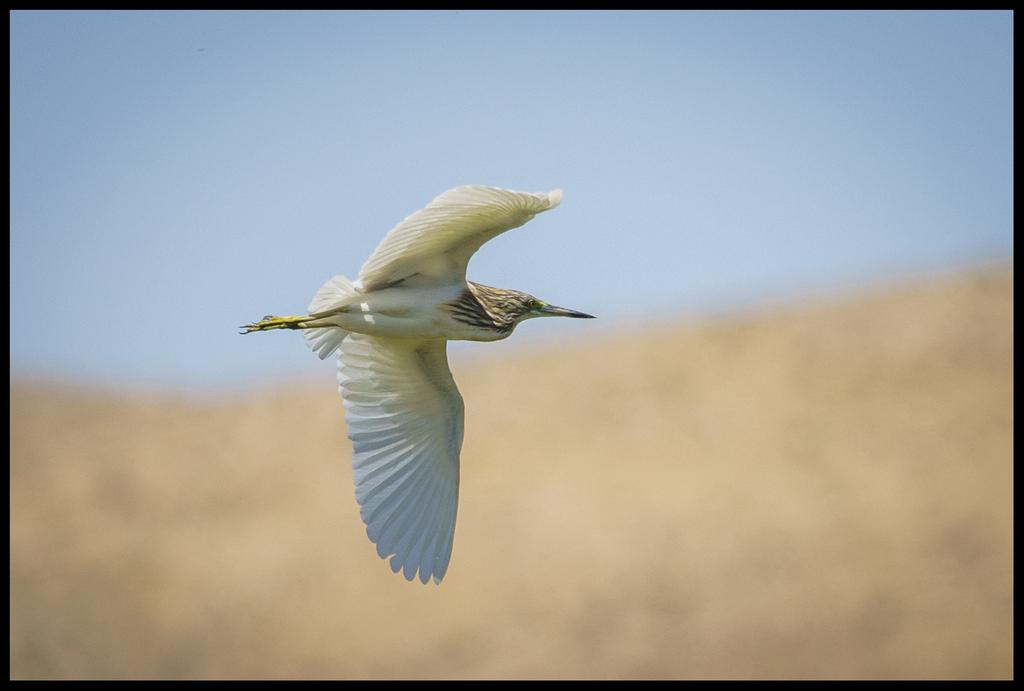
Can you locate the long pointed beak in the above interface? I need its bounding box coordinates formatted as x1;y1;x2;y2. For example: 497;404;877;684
538;304;596;319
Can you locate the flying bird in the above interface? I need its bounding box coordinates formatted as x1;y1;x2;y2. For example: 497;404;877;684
242;185;593;583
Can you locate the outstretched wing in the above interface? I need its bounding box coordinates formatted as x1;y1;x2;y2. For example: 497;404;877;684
357;185;563;290
337;333;464;584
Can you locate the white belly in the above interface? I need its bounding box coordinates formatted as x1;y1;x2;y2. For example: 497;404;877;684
318;284;476;340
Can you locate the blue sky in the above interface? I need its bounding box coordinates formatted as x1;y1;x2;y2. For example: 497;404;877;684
10;11;1013;392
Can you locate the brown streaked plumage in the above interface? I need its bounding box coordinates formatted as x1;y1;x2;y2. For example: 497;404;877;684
446;282;535;334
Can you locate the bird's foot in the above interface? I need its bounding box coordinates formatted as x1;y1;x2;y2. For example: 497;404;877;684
239;314;311;334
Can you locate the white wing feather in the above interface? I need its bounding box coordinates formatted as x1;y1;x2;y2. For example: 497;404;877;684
337;333;464;584
357;185;563;290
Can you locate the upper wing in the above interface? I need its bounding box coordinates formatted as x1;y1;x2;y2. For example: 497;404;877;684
337;333;464;584
357;185;563;290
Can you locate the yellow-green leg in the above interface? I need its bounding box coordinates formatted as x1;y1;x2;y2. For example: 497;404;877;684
240;314;316;334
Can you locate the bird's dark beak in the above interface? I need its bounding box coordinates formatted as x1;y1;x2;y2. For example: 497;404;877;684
538;304;596;319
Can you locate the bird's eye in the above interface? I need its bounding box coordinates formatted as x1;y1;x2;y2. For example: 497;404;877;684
528;299;544;310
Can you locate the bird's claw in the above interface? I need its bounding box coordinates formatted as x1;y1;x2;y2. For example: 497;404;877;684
239;316;275;334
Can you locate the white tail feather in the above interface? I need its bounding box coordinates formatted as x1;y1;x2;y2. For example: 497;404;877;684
308;274;358;314
304;326;348;360
303;274;358;359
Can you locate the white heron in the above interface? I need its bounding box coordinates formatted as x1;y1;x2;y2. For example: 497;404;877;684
243;186;593;583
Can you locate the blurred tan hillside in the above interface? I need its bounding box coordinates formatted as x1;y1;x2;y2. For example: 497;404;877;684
10;265;1013;679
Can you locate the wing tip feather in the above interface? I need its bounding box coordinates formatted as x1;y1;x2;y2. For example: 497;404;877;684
546;188;563;209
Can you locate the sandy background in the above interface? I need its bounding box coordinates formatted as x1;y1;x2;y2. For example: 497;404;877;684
10;265;1013;679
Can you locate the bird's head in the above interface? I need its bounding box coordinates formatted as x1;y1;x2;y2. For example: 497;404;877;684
516;294;596;323
464;282;595;332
